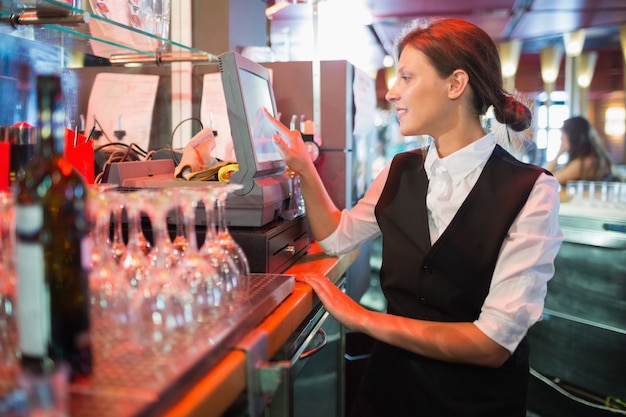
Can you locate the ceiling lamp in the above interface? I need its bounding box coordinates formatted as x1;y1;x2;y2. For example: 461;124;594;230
577;51;598;88
498;39;522;78
497;39;522;92
540;44;564;106
540;44;563;88
563;29;586;56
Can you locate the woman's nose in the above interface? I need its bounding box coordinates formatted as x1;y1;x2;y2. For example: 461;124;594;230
385;87;397;103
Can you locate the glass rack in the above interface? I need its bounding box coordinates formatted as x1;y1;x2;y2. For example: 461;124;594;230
0;0;217;65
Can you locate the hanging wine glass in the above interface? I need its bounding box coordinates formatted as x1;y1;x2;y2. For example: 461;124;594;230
215;186;250;305
177;187;222;326
86;185;118;270
145;188;179;270
86;187;133;337
197;185;237;319
118;189;151;290
110;195;127;264
215;188;250;275
129;188;193;353
170;203;188;265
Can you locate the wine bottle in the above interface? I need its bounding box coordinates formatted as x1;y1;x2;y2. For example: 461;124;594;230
14;74;92;379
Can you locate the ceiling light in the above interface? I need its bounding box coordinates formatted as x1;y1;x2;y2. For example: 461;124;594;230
577;51;598;88
540;44;563;85
497;39;522;78
563;29;586;56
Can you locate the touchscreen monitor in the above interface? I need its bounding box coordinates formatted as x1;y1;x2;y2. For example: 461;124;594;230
218;51;286;192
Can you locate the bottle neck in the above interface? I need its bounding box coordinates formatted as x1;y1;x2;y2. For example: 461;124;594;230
37;76;65;158
39;128;64;158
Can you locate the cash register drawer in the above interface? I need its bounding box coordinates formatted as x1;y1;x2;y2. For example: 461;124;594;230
231;215;311;274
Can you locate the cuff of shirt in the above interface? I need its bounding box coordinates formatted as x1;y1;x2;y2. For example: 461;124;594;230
316;229;339;255
474;314;528;354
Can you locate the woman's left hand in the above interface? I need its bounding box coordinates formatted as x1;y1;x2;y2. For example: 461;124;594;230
296;274;512;366
295;273;369;332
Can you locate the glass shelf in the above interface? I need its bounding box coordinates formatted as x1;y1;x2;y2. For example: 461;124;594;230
0;0;217;65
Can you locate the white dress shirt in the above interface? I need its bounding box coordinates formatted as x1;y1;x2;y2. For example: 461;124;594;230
318;133;564;353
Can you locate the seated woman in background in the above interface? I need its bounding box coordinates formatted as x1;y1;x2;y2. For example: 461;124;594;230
545;116;616;185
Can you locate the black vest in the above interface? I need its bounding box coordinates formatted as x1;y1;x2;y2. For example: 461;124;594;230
350;145;547;417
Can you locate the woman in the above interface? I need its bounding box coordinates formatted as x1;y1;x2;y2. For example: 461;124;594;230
269;18;563;417
545;116;615;185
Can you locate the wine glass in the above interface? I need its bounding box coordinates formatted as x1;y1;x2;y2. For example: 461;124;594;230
197;185;238;318
177;187;223;325
87;185;117;268
215;186;250;304
110;195;127;264
118;189;152;290
129;188;194;352
86;186;133;339
215;188;250;276
170;204;188;265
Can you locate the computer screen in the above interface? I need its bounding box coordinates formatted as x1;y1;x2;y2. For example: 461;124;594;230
218;51;285;192
239;67;283;163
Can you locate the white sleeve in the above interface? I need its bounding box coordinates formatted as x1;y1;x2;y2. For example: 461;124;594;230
317;164;390;255
474;172;564;353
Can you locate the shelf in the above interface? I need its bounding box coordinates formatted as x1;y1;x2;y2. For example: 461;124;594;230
0;0;217;65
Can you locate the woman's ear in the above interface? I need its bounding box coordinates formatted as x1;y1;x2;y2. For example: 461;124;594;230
448;69;469;100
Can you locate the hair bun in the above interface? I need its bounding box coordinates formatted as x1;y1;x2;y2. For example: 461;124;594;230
494;96;532;132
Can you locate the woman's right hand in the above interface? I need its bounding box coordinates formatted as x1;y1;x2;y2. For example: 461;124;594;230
262;107;341;241
262;107;314;174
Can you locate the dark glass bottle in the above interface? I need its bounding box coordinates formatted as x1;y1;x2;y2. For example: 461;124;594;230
14;74;92;379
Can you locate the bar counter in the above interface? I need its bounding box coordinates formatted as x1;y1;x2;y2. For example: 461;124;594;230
0;242;358;416
161;241;359;417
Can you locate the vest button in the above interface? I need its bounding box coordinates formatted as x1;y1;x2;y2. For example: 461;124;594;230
423;265;433;273
419;297;428;304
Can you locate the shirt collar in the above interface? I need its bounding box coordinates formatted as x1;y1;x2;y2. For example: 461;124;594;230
424;132;496;183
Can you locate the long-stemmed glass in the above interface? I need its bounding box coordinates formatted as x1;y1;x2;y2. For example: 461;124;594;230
87;187;133;342
215;187;250;304
177;187;222;326
118;190;151;290
129;188;193;352
110;196;127;264
197;185;237;318
170;204;187;265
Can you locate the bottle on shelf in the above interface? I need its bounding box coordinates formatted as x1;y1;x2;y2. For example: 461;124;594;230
14;74;92;380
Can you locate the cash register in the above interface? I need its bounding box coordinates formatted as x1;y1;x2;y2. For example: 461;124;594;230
217;50;292;228
217;50;310;272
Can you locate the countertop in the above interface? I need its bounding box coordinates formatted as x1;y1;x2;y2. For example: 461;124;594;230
162;242;360;417
0;242;358;417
